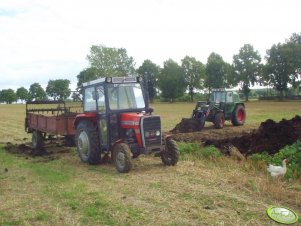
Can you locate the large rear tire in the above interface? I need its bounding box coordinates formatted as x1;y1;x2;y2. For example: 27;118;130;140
192;112;206;130
231;105;246;126
76;120;101;164
112;143;132;173
214;112;225;129
161;138;179;166
32;130;44;150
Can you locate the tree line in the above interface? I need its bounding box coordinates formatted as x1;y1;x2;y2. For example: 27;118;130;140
1;32;300;104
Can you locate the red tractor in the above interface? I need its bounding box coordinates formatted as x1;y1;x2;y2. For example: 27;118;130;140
73;76;179;172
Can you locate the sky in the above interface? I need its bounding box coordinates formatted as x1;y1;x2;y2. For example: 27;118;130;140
0;0;300;91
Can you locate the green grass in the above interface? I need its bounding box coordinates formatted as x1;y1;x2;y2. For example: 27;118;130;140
0;101;301;225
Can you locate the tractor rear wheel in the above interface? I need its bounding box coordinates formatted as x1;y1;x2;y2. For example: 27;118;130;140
214;112;225;129
231;105;246;126
32;130;44;150
112;143;132;173
161;138;179;166
76;120;101;164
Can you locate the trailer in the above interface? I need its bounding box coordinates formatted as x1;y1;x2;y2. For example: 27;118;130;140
25;100;82;149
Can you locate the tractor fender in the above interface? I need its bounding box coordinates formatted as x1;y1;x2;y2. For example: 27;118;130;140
74;113;97;129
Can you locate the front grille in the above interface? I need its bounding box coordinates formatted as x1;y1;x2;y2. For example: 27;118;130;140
141;115;162;146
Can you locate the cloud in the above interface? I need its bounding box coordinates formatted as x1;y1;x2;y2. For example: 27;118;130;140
0;0;300;90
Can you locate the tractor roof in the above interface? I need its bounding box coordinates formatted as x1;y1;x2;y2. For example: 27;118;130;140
82;76;142;87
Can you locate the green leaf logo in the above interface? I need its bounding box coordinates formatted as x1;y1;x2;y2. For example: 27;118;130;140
267;206;299;224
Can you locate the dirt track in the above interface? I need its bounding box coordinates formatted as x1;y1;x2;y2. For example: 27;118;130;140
171;115;301;155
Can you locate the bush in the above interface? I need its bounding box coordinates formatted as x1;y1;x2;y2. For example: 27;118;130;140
178;143;223;161
249;141;301;179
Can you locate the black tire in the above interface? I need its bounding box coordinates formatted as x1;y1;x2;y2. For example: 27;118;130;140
231;105;246;126
32;130;44;150
76;120;101;164
161;138;179;166
65;135;76;147
112;143;132;173
192;112;206;130
214;112;225;129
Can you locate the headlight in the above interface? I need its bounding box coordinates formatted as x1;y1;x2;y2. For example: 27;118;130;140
145;131;150;138
156;130;161;136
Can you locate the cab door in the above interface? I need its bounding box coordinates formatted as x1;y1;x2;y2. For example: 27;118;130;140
96;85;108;150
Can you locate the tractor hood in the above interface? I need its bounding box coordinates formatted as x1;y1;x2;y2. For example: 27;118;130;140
119;112;144;128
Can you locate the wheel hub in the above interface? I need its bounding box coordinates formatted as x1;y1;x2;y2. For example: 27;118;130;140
78;131;89;155
116;152;125;168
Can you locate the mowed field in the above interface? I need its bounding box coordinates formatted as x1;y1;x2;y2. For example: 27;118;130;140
0;101;301;225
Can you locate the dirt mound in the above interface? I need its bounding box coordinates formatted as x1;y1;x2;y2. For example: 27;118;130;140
170;118;204;133
204;115;301;155
171;115;301;156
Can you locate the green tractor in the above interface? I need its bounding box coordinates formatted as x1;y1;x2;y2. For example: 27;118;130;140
192;89;246;130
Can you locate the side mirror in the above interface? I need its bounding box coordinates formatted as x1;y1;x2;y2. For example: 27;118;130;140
146;107;154;114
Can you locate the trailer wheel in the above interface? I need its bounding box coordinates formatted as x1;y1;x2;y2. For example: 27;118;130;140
112;143;132;173
214;112;225;129
231;104;246;126
161;138;179;166
65;135;76;147
76;120;101;164
32;130;44;150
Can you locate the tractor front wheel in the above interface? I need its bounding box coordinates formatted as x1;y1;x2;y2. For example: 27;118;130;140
76;120;101;164
112;143;132;173
214;112;225;129
161;138;179;166
231;105;246;126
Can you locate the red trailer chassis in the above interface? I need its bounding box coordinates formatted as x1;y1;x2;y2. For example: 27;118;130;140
25;100;82;148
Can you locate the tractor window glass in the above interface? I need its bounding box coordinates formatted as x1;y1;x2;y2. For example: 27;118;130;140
213;92;226;103
227;92;233;102
108;83;145;110
96;86;106;112
84;87;97;112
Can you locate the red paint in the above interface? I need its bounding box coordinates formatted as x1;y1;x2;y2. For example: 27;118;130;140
120;112;144;147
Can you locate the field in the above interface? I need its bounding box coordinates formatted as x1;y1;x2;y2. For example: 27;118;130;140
0;101;301;225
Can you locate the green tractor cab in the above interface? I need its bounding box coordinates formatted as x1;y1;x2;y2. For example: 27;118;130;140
192;89;246;130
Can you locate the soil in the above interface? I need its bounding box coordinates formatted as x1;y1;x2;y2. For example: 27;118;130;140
4;115;301;159
171;115;301;156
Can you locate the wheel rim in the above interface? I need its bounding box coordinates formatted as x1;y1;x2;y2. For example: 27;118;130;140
32;132;37;148
78;131;89;156
116;151;125;169
237;109;245;122
220;117;225;127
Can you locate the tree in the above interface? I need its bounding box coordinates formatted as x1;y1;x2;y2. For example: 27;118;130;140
16;87;29;103
46;79;71;100
86;45;136;77
223;63;237;88
181;56;205;101
264;43;293;98
0;89;17;104
76;67;98;88
29;83;47;101
233;44;262;101
137;60;160;102
158;59;186;102
286;33;301;90
205;53;226;93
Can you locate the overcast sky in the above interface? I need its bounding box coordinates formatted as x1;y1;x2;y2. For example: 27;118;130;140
0;0;300;90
